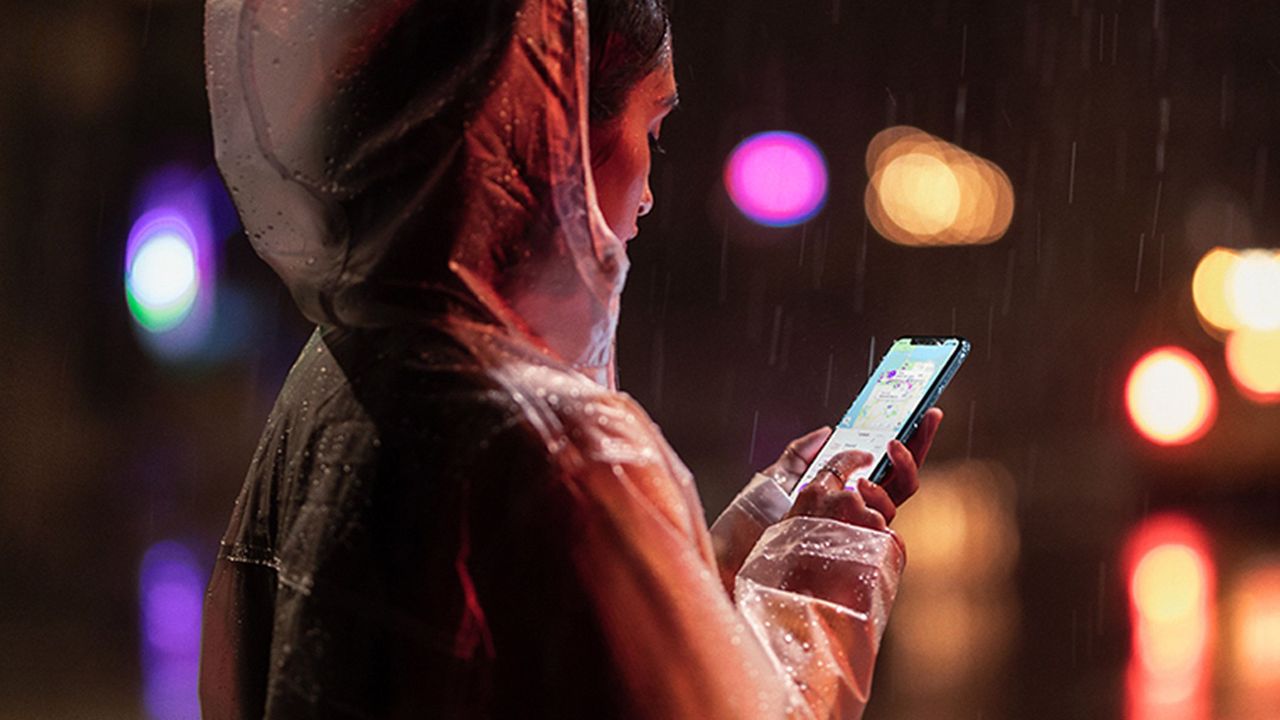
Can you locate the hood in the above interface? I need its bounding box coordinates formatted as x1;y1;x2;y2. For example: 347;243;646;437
205;0;629;388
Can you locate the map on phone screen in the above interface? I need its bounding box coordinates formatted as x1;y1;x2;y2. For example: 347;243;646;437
793;339;957;494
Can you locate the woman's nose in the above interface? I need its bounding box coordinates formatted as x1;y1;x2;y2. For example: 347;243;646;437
638;182;654;217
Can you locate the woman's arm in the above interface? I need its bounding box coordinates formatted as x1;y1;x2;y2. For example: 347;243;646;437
546;451;902;718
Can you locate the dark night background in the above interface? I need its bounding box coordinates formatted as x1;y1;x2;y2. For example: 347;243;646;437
2;1;1279;718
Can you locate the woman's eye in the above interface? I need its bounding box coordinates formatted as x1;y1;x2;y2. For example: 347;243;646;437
648;134;666;156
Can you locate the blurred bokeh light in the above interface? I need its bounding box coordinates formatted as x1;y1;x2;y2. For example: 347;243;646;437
124;166;222;362
1231;562;1280;688
1227;560;1280;720
138;541;204;720
126;215;199;333
1124;347;1217;446
1124;515;1214;720
723;131;827;227
885;461;1018;715
864;126;1014;247
1192;248;1243;336
1225;329;1280;403
1226;250;1280;332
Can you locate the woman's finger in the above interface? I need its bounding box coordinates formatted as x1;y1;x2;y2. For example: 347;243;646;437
779;426;833;474
881;439;920;506
904;408;943;469
856;477;897;525
850;503;888;531
825;449;875;484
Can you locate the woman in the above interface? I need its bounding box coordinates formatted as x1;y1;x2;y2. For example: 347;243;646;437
199;0;941;717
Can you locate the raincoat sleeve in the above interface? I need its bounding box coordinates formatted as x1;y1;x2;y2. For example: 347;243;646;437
551;421;903;719
708;472;795;592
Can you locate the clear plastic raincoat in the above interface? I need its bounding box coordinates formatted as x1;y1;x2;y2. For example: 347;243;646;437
199;1;904;717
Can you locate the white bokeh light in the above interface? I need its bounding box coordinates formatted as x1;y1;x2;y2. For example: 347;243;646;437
128;233;198;310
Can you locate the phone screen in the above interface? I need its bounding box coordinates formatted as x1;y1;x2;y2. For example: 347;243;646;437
791;337;967;496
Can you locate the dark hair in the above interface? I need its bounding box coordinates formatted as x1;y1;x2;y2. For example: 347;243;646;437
587;0;672;125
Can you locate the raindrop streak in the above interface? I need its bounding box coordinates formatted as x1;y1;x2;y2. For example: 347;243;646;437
1081;6;1093;70
660;272;672;323
748;410;760;463
959;24;968;78
1097;12;1105;65
823;353;835;407
1134;233;1146;294
1156;98;1170;174
1110;13;1119;66
866;336;876;379
1067;141;1078;205
798;225;807;268
141;0;154;48
779;314;794;373
812;222;828;289
1157;234;1166;290
1150;180;1163;239
1220;73;1232;129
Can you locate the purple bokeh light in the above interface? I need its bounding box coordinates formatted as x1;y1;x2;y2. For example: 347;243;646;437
724;131;828;227
139;540;204;720
125;165;221;361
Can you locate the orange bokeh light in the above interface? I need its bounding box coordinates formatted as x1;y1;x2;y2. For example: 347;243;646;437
1191;248;1241;335
864;126;1015;247
1124;515;1215;720
1231;564;1280;688
1225;329;1280;403
1124;347;1217;446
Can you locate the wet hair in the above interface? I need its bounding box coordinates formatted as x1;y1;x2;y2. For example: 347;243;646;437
587;0;672;125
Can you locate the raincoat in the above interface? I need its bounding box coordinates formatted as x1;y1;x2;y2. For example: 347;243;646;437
199;1;904;718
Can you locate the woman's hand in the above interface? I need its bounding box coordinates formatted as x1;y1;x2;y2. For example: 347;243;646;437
758;426;835;494
777;408;944;531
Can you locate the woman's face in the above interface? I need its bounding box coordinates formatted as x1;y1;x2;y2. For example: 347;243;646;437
591;63;679;243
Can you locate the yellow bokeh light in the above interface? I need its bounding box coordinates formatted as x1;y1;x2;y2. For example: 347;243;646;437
1125;347;1216;446
1133;545;1208;624
1227;250;1280;331
1232;564;1280;687
1125;518;1215;686
1225;329;1280;403
865;126;1015;247
878;152;961;235
1192;248;1242;334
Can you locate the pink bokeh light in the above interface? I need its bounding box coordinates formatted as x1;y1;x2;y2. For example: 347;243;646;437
724;131;828;227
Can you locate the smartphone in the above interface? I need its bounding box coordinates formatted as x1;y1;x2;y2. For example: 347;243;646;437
790;336;970;498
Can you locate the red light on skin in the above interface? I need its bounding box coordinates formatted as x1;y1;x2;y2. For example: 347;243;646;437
1125;347;1217;446
1123;515;1215;720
